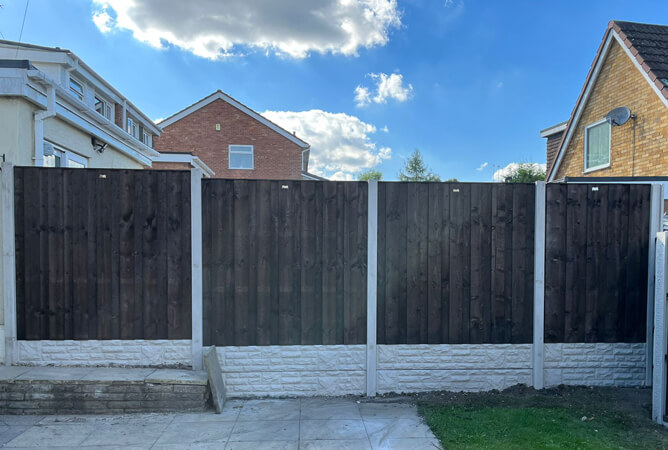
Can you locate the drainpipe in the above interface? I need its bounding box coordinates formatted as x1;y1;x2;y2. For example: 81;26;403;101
33;83;56;167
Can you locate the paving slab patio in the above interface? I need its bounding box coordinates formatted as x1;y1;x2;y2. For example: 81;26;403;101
0;397;442;449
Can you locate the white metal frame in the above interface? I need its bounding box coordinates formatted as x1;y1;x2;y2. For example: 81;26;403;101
44;142;88;168
68;75;85;102
583;119;611;173
228;145;255;170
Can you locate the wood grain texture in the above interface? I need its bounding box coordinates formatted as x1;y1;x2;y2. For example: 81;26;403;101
15;168;192;341
203;180;367;346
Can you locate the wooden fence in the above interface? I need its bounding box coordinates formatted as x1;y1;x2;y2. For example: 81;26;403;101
11;170;654;348
377;183;536;345
202;180;368;346
14;168;192;340
544;183;650;343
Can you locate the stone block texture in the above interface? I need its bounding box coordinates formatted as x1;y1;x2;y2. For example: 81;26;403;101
544;343;646;387
155;98;305;179
0;380;210;415
377;344;533;393
554;39;668;179
17;340;191;367
215;345;366;397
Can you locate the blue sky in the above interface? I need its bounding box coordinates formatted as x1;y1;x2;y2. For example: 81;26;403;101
0;0;664;180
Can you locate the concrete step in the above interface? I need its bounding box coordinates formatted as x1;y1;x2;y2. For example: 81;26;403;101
0;366;211;414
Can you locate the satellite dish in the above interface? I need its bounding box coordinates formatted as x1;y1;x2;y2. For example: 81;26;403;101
605;107;633;126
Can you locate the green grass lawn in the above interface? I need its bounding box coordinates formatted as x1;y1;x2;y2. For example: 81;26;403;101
417;387;668;449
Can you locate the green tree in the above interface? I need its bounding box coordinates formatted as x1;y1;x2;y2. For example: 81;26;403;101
398;149;441;181
503;163;546;183
357;168;383;181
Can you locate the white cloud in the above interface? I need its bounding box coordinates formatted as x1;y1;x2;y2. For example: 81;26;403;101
476;162;488;171
354;86;371;107
381;125;389;133
492;162;546;182
262;109;391;180
91;0;402;59
355;72;413;107
92;10;113;33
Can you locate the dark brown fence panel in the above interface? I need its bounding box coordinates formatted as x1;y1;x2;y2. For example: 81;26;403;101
14;167;192;340
203;180;367;346
544;183;650;343
377;182;535;345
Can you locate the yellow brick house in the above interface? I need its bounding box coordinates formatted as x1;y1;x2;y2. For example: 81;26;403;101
541;20;668;212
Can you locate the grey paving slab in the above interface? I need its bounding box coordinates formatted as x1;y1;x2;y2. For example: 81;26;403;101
13;367;93;382
359;403;419;419
300;439;372;449
0;415;45;426
170;405;241;424
38;413;175;426
226;441;298;450
80;367;155;382
145;369;208;385
365;417;435;449
153;444;231;450
229;420;299;442
0;426;29;446
374;437;443;449
300;398;362;420
4;423;96;447
237;399;301;421
300;419;368;441
154;420;235;445
0;366;32;381
79;422;170;446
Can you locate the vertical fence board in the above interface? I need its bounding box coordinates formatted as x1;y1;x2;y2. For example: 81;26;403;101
426;183;443;344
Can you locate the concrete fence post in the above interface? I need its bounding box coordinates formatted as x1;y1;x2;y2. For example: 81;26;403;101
652;232;667;423
532;181;546;389
191;168;204;370
647;183;666;386
1;162;17;365
366;180;378;397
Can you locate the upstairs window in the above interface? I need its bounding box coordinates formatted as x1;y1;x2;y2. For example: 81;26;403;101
94;95;112;120
584;120;611;172
127;117;136;137
142;131;152;147
229;145;254;170
69;77;84;101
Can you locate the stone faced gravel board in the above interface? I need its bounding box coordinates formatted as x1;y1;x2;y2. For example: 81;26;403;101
204;346;226;413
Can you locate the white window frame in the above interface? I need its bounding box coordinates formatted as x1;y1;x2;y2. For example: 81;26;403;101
94;94;113;121
583;119;611;173
127;117;136;137
143;131;152;147
69;76;85;102
43;143;88;168
228;145;254;170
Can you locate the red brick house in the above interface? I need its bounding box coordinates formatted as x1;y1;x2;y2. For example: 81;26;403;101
154;90;319;180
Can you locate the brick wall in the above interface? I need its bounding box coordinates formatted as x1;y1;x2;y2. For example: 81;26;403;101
155;99;304;179
114;102;123;129
546;131;564;175
149;161;191;171
555;39;668;179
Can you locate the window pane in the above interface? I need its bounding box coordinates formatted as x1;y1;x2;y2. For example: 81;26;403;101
230;152;253;169
70;79;84;100
586;122;610;169
230;145;252;154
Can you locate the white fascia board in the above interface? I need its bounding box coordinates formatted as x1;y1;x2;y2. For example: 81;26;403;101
301;172;323;180
152;152;216;178
539;122;568;138
0;46;69;64
548;33;614;182
160;91;309;149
